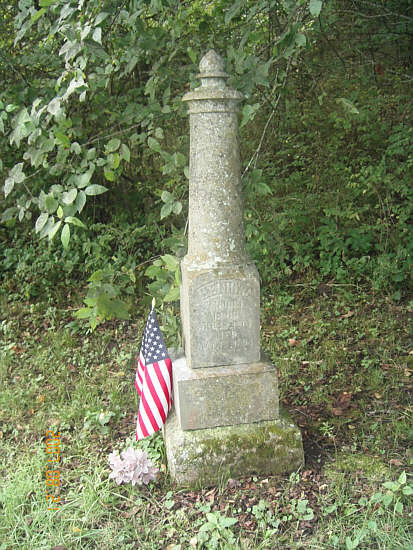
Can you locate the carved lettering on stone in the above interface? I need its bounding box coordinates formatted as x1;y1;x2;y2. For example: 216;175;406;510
189;277;260;366
180;49;261;368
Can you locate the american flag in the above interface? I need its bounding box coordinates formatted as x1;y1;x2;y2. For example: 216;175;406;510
135;306;173;440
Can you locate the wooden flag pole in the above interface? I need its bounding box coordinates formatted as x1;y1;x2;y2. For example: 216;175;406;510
152;297;156;309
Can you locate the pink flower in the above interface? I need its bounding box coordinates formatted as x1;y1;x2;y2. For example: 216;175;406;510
108;451;127;485
108;447;159;486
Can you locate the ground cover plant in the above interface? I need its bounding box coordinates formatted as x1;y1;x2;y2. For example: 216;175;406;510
0;289;411;549
1;0;412;549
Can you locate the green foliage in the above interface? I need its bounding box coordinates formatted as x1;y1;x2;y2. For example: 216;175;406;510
142;227;186;344
74;267;133;331
0;220;153;301
1;290;411;548
1;0;412;326
197;510;238;549
251;498;281;534
114;431;166;467
145;254;181;304
372;471;413;516
320;468;413;549
244;85;412;298
82;409;116;436
1;0;316;250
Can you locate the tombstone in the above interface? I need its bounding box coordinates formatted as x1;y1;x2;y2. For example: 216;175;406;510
163;50;304;486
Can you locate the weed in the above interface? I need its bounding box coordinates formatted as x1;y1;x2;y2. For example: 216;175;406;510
197;510;238;549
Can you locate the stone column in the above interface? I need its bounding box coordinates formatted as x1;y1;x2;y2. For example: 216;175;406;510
163;51;304;487
181;50;260;369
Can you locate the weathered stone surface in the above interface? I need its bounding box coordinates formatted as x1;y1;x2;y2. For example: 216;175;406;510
162;50;304;488
171;349;279;431
181;263;260;368
181;51;246;267
163;406;304;488
180;50;260;368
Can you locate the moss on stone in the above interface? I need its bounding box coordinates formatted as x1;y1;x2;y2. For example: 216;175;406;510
164;407;304;487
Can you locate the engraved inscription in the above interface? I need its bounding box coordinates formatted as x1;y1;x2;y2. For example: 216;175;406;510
196;280;254;302
191;278;259;363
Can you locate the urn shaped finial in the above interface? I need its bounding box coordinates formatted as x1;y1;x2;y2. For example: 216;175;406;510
197;50;229;89
198;50;228;77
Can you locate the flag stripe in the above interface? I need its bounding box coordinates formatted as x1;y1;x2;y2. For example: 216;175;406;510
139;397;154;437
160;359;172;396
137;410;149;438
140;390;159;433
150;363;170;414
154;360;171;408
135;307;173;441
135;354;145;395
135;366;141;392
158;360;173;407
145;366;167;423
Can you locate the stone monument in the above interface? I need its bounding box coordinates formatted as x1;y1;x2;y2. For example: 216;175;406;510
163;50;304;486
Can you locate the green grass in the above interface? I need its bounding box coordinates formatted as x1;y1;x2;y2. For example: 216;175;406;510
0;288;412;549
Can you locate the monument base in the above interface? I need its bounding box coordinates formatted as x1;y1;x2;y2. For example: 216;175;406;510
163;407;304;488
171;350;279;431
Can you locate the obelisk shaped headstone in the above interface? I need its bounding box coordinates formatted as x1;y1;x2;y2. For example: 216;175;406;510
181;50;260;368
163;50;304;488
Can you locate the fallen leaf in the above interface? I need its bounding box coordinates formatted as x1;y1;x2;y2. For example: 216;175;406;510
205;488;216;503
37;394;44;403
301;520;314;528
389;459;403;466
12;345;25;353
189;537;197;548
288;338;298;346
227;478;239;489
340;310;354;319
374;393;382;399
122;506;141;518
331;391;352;415
336;391;352;405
